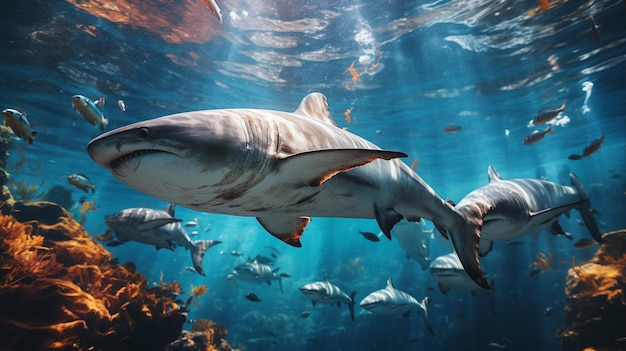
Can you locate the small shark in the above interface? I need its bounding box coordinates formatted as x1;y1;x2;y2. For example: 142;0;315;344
360;278;434;335
299;274;357;321
391;219;433;270
88;93;477;284
443;166;602;289
104;204;221;275
230;258;286;293
430;252;496;314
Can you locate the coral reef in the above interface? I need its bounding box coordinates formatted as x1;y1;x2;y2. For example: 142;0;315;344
0;200;187;351
166;319;236;351
558;229;626;351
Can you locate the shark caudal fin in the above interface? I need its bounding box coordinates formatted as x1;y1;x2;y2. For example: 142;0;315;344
190;240;222;276
421;296;435;335
348;290;357;322
569;173;603;243
440;205;491;290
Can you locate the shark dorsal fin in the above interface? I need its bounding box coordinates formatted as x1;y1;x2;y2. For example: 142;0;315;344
487;166;502;183
164;203;176;216
386;278;394;289
294;93;336;126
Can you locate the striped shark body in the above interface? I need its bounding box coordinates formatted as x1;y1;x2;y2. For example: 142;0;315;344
299;275;356;321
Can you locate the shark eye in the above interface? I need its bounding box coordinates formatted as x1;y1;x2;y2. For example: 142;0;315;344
137;127;150;138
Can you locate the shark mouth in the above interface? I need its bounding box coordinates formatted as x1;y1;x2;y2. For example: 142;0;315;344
109;150;169;170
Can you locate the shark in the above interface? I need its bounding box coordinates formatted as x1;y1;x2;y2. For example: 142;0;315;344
87;93;485;285
441;166;602;288
299;274;357;321
104;204;221;275
229;258;287;293
391;219;433;270
359;278;434;335
430;252;487;295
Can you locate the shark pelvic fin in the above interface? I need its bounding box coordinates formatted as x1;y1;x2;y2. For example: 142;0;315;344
257;216;310;247
293;92;336;126
374;206;403;240
279;149;407;187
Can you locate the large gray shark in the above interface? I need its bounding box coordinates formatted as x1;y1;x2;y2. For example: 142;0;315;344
359;278;434;335
442;166;602;289
230;258;286;293
104;204;222;275
430;252;486;295
391;219;433;270
299;274;357;321
87;93;482;285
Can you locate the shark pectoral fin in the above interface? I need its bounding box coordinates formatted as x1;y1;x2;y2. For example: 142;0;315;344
478;238;493;257
569;173;603;242
450;209;490;289
278;149;407;186
374;205;403;239
190;240;222;276
137;218;182;231
257;216;311;247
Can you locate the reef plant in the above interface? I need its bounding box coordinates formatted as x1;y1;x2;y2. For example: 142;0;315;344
557;229;626;351
0;200;188;351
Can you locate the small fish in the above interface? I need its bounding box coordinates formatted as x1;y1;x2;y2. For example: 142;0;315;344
231;250;243;257
347;62;359;81
443;125;462;133
358;230;380;242
279;273;291;278
573;238;597;249
184;220;198;228
533;103;565;125
202;0;223;24
93;231;114;242
67;173;97;193
72;95;108;131
245;293;261;302
523;125;555;145
568;154;583;160
581;132;605;157
344;108;352;124
589;14;600;46
2;109;38;145
410;158;419;170
300;311;311;318
544;306;555;316
117;99;126;112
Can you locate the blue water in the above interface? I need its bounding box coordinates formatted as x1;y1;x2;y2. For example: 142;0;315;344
1;0;625;349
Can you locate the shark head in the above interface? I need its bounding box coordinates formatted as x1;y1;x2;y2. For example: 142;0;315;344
299;281;330;300
87;111;252;205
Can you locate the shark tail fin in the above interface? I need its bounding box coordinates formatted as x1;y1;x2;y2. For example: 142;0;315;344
348;290;356;322
421;296;435;335
441;205;490;290
569;173;603;243
190;240;222;276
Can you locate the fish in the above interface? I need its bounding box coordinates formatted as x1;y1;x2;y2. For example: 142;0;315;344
344;108;352;124
87;92;472;282
573;238;597;249
300;311;311;318
231;250;243;257
568;154;583;160
430;252;489;295
117;99;126;112
104;204;222;275
487;342;507;350
581;132;605;157
358;230;380;242
447;166;602;288
359;278;434;335
544;306;555;316
391;220;433;271
2;108;38;145
184;220;199;228
443;125;461;133
80;201;98;214
230;258;285;293
201;0;223;24
589;14;600;45
533;103;565;125
72;95;108;131
299;274;357;321
67;173;97;193
245;293;261;302
347;62;359;81
523;125;555;145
